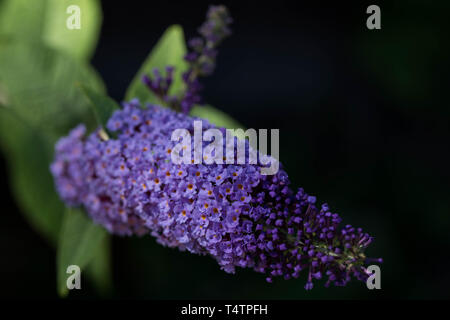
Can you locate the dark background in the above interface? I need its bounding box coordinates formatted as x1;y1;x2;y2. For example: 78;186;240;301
1;0;449;299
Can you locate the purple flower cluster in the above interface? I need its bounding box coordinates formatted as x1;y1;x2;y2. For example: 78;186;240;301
51;100;380;289
185;4;232;77
142;5;232;114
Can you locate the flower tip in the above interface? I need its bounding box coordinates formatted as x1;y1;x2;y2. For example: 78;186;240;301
142;74;151;85
304;282;314;290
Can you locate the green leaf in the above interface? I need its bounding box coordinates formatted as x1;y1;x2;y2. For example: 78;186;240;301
57;207;107;297
0;0;46;42
78;83;119;134
86;235;113;297
125;25;188;105
0;39;105;136
0;0;102;61
0;110;112;296
0;108;63;243
190;105;246;139
0;39;106;245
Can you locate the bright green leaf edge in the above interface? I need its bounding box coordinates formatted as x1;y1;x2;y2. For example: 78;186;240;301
0;0;103;61
125;25;189;105
78;83;120;137
57;207;107;297
190;105;246;139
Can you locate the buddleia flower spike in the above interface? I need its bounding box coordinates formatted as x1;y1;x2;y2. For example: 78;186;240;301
51;5;381;290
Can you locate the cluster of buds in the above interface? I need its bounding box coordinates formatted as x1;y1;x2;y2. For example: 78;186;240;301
142;5;232;113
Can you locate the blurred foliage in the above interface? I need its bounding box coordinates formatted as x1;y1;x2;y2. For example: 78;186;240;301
57;208;108;297
0;0;102;61
87;235;113;296
0;108;62;243
0;39;105;136
79;83;120;137
0;0;110;297
191;104;246;140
